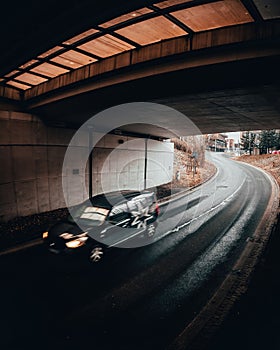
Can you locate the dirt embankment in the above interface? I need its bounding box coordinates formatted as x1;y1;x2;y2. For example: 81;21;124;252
234;154;280;187
157;148;216;199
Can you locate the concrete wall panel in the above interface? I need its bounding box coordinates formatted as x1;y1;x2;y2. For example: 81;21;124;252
10;120;32;144
63;146;88;176
128;155;143;173
93;148;110;174
47;147;65;177
0;146;13;183
9;112;33;122
47;127;73;145
0;203;17;222
127;138;145;150
93;173;102;194
0;182;15;205
15;180;38;217
64;174;87;207
34;147;48;178
32;121;48;144
12;147;35;181
118;170;129;190
104;134;128;149
49;176;64;210
0;119;10;143
0;110;9;119
0;110;174;222
69;129;88;147
0;182;17;221
36;178;50;213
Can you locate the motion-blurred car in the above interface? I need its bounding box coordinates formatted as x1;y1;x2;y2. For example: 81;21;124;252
272;150;280;154
43;190;159;262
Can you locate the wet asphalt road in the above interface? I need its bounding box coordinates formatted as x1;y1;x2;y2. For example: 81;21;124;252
0;153;273;350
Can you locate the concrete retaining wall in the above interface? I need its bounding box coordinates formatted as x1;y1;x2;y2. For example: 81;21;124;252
0;110;174;222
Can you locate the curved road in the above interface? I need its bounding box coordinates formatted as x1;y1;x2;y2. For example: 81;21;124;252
0;153;276;350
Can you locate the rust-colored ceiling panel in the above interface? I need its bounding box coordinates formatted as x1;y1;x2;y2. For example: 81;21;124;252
63;29;99;45
19;60;38;70
31;62;69;78
51;50;97;68
78;34;134;58
100;8;153;28
7;80;31;90
38;46;64;59
0;0;270;96
4;70;20;78
171;0;254;32
154;0;193;9
16;72;48;85
115;16;187;46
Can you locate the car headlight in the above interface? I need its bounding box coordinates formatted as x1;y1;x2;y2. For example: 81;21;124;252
65;236;88;249
42;231;49;239
60;232;75;239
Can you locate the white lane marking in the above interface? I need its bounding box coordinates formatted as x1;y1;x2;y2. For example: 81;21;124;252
109;228;146;248
158;177;247;238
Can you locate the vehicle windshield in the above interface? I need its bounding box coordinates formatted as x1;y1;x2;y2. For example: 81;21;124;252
68;204;109;226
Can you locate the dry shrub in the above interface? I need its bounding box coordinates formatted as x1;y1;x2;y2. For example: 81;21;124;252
236;154;280;187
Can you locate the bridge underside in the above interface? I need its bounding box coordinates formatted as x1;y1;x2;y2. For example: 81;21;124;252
25;54;280;135
0;1;279;137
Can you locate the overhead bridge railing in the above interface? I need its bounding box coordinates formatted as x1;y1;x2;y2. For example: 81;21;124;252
1;20;279;103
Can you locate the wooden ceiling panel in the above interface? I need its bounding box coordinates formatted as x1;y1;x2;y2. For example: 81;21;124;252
115;16;187;46
0;0;266;94
154;0;193;9
100;8;153;28
38;46;64;59
171;0;254;32
16;72;48;85
19;60;38;70
31;62;69;78
7;80;31;90
51;50;97;68
4;70;19;78
63;29;99;45
78;34;134;58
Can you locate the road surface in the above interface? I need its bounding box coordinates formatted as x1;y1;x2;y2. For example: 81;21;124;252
0;153;276;350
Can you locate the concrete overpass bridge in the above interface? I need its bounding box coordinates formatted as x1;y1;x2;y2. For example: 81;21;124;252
0;0;280;220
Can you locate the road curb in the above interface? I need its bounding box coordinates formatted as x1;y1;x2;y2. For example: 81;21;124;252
158;164;218;205
0;238;44;257
166;162;280;350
